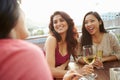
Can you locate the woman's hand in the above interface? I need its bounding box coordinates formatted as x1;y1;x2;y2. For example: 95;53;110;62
76;57;86;64
93;58;104;69
63;70;82;80
78;64;94;76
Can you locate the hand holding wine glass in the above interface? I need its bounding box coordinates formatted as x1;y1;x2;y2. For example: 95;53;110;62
95;50;104;69
82;45;97;79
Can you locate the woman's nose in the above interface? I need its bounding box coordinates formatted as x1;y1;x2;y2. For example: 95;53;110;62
87;22;92;26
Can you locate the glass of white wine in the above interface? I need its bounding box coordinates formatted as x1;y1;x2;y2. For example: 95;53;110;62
82;45;97;79
83;45;96;65
96;50;104;69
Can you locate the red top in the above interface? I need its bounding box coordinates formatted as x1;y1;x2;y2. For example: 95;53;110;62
55;44;70;67
0;39;53;80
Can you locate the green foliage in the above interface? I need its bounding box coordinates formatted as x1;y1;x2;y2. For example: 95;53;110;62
34;30;44;35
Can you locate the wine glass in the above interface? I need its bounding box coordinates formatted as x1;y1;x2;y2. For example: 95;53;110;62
83;45;96;65
96;50;104;69
82;45;97;79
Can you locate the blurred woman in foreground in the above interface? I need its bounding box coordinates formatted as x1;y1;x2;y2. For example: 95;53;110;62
0;0;53;80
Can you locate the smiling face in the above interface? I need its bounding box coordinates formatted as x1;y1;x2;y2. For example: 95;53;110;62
84;14;101;35
53;14;68;34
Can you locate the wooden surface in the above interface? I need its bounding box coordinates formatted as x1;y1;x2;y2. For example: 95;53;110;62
95;60;120;80
69;60;120;80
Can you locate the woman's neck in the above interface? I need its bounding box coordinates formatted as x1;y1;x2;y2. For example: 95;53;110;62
60;32;66;43
92;32;104;44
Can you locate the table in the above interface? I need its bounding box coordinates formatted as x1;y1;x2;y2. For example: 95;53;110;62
69;60;120;80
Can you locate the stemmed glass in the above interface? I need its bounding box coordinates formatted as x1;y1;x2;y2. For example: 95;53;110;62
82;45;97;79
83;45;96;65
96;50;104;69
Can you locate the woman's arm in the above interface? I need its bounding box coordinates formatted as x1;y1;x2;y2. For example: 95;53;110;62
45;36;68;78
56;60;69;70
102;55;118;62
99;33;120;62
108;33;120;60
63;70;82;80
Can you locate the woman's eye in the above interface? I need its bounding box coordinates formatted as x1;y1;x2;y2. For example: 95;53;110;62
60;19;65;22
91;20;95;22
85;21;88;24
53;20;57;24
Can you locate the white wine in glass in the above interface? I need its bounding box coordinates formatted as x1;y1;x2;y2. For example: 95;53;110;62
83;55;96;65
83;45;96;65
82;45;97;79
96;50;104;69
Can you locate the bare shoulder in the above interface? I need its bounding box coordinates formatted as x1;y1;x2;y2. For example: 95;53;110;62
45;36;57;46
46;36;56;42
47;35;56;40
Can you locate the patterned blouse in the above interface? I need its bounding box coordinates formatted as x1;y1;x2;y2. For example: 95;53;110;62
79;32;120;60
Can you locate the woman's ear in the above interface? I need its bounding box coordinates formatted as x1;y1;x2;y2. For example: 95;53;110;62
9;29;17;39
99;21;102;25
14;9;29;39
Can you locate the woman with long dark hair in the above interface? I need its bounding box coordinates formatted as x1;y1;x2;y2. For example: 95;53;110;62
0;0;53;80
45;11;93;79
78;11;120;68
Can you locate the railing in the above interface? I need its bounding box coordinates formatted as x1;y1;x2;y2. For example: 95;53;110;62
25;35;48;48
26;27;120;48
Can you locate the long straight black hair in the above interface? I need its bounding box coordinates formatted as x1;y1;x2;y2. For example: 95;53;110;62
80;11;107;49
